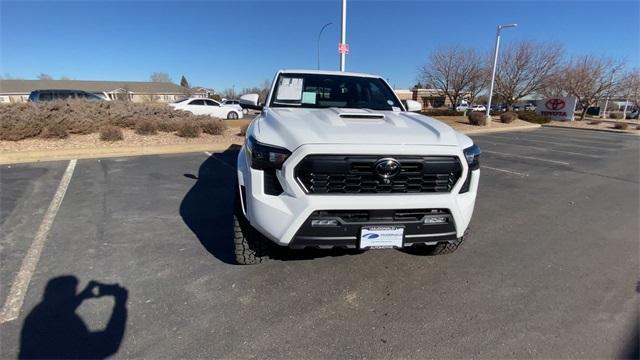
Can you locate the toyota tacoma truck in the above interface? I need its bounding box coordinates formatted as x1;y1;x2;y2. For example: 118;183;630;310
234;70;480;264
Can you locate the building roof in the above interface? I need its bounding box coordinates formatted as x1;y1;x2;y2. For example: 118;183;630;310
0;79;191;94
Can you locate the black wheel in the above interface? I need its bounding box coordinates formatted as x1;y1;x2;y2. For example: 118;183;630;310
227;112;239;120
428;236;465;255
233;196;270;265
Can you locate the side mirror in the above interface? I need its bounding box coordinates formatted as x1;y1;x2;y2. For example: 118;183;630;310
239;93;263;110
404;99;422;112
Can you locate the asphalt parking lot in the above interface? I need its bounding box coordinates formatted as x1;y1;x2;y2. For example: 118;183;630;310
0;127;638;358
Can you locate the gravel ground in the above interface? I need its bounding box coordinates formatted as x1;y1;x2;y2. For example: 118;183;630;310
0;128;245;152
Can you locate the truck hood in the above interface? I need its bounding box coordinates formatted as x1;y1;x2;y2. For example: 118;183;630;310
254;107;462;150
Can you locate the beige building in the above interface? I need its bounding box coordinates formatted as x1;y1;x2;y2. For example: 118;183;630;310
395;88;463;109
0;79;211;103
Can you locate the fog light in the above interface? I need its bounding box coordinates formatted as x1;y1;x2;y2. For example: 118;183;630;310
423;216;447;224
311;219;339;226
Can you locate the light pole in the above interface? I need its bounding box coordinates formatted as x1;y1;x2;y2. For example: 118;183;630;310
485;23;517;125
339;0;347;71
317;22;333;70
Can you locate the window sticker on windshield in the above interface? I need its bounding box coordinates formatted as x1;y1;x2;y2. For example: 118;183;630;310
276;77;303;101
302;91;316;104
387;100;394;106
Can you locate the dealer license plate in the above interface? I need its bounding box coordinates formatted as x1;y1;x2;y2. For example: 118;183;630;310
360;226;404;249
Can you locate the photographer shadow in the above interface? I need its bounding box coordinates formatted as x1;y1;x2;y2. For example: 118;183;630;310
19;275;128;359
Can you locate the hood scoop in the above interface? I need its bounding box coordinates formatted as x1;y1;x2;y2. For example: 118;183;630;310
338;112;385;119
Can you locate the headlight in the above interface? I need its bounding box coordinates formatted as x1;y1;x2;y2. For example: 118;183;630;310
463;144;481;170
245;136;291;170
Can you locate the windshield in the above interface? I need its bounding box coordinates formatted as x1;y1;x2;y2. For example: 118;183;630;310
269;73;403;111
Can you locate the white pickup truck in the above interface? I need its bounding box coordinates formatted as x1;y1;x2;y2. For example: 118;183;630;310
234;69;481;264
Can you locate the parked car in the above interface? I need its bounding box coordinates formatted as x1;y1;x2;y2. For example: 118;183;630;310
627;109;639;119
28;89;106;102
221;99;249;114
470;105;486;112
169;98;243;119
491;104;508;112
233;69;481;264
455;104;469;112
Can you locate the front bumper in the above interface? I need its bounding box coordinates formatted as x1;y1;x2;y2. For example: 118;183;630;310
237;143;479;246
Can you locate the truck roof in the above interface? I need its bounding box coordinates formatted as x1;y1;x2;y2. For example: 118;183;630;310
278;69;380;79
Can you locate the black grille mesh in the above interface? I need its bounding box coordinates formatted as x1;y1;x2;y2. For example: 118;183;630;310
296;155;462;194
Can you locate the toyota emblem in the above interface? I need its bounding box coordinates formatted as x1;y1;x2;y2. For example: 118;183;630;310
545;98;566;111
374;158;402;179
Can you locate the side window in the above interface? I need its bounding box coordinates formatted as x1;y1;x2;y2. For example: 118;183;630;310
39;92;52;101
189;99;206;105
204;100;219;106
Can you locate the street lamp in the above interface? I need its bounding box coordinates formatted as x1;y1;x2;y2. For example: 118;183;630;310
485;23;517;125
317;22;333;70
339;0;347;71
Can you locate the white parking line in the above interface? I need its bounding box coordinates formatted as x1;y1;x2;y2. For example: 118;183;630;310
484;134;611;150
204;151;235;170
482;150;570;165
478;140;601;158
0;159;77;323
482;165;528;177
511;132;621;146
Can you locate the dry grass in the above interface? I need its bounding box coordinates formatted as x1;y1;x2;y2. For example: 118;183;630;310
499;112;517;124
40;123;69;139
134;120;159;135
467;112;487;126
200;119;227;135
176;121;201;138
239;124;249;136
0;100;213;141
613;122;629;130
99;126;124;141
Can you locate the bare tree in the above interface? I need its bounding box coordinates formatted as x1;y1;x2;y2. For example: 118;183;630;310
60;76;71;80
37;73;53;80
560;55;625;120
220;88;237;100
621;69;640;109
494;41;563;106
150;72;172;83
241;79;272;104
419;46;485;109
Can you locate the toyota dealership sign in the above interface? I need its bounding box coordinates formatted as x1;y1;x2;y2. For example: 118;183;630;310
536;96;577;121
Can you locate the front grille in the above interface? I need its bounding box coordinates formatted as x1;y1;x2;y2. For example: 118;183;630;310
295;155;462;194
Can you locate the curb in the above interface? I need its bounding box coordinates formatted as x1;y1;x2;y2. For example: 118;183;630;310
0;142;242;165
0;123;542;165
462;123;541;135
542;123;640;136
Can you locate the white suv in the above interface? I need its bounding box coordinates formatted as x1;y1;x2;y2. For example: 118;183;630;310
234;70;480;264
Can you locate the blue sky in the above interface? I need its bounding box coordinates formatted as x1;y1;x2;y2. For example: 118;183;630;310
1;0;638;90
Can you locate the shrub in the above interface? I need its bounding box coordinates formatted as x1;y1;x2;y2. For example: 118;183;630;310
40;123;69;139
157;119;181;132
99;125;124;141
515;111;552;124
613;122;629;130
200;119;227;135
134;119;158;135
239;124;249;136
467;112;487;126
609;112;624;119
499;112;517;124
636;125;640;130
422;109;464;117
176;121;201;138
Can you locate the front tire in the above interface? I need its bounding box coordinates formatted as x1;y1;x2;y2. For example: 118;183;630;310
227;111;239;120
428;236;465;255
233;200;270;265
